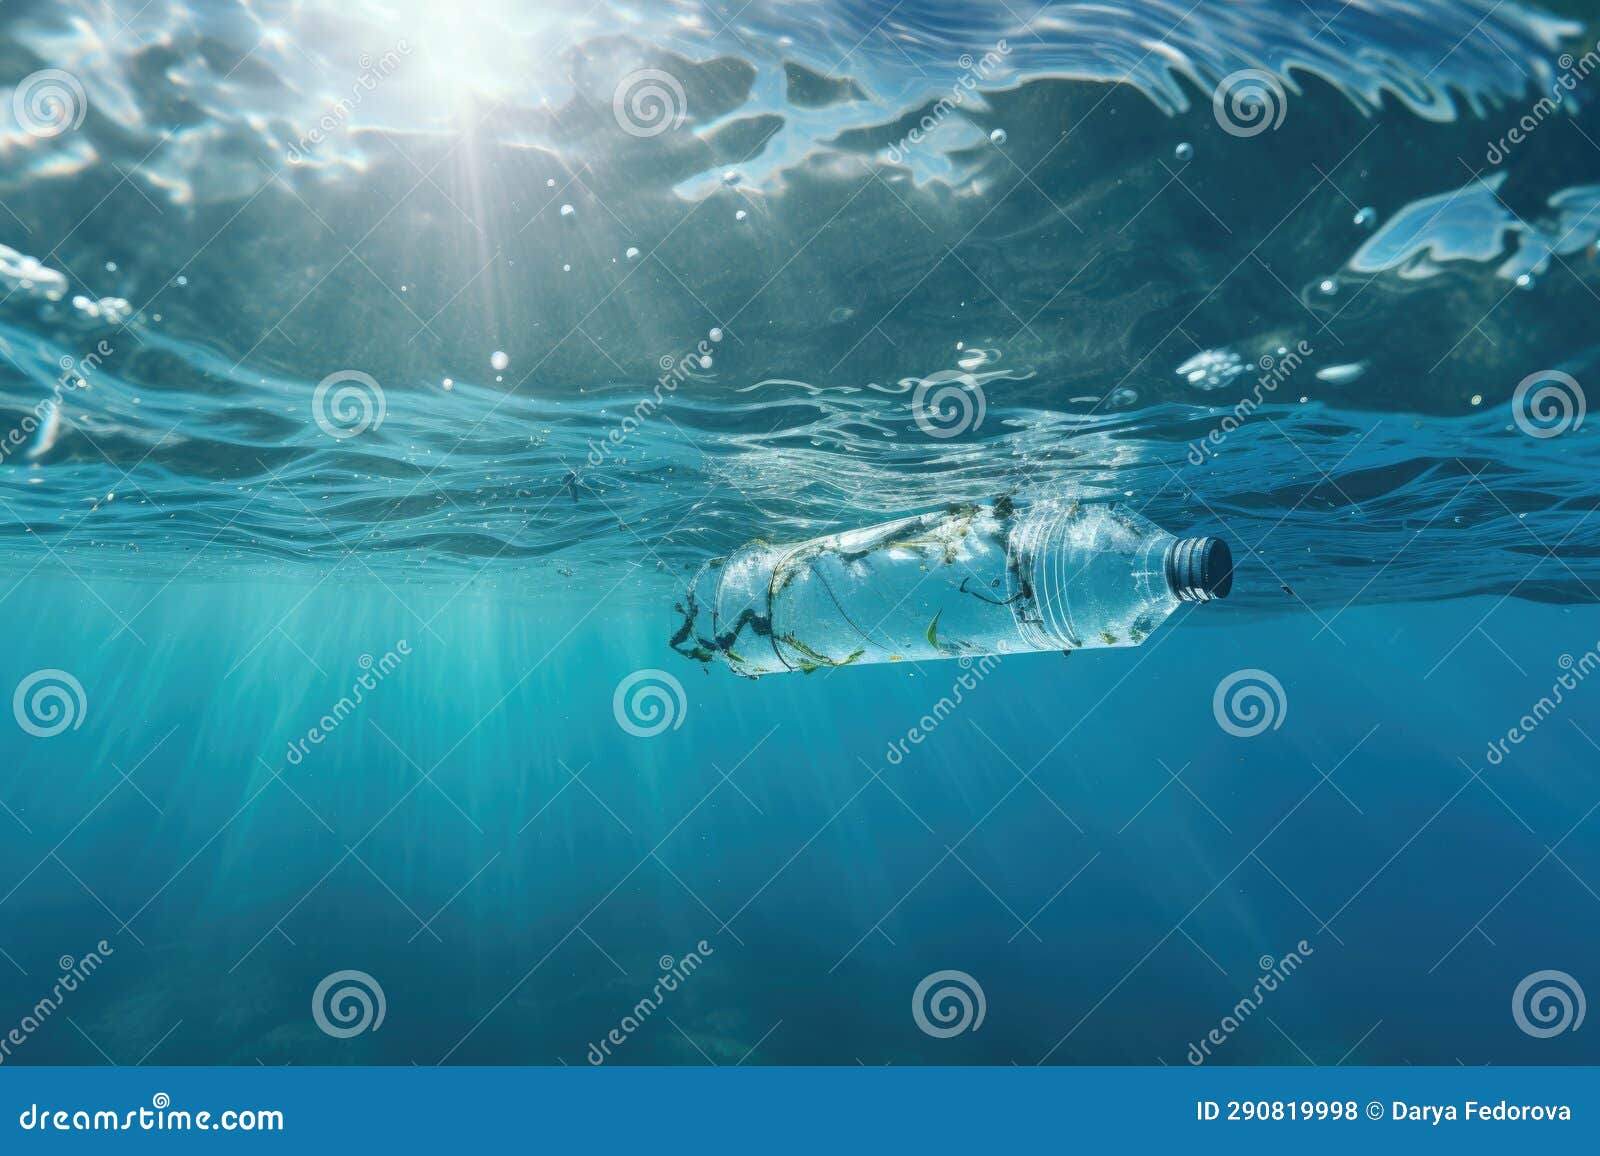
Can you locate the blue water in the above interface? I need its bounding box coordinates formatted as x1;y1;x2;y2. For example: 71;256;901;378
2;0;1599;1065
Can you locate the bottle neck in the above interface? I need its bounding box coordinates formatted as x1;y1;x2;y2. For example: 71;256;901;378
1164;536;1234;601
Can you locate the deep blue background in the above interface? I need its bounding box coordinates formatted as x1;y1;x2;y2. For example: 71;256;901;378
1;574;1595;1065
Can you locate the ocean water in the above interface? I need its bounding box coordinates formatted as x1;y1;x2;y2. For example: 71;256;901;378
1;0;1599;1066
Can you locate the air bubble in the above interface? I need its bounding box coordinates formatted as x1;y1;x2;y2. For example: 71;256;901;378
560;203;575;218
989;128;1007;144
1174;142;1193;163
491;350;509;371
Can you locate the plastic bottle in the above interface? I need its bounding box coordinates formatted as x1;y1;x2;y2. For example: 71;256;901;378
670;499;1231;677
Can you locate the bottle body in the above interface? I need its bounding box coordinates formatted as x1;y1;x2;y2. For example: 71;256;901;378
672;500;1230;677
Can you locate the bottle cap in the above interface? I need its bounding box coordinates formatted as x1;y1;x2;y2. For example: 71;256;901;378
1165;536;1233;601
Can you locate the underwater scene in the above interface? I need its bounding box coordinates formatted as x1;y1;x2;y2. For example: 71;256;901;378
2;0;1599;1066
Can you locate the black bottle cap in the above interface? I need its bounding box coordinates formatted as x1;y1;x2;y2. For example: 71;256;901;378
1165;537;1233;602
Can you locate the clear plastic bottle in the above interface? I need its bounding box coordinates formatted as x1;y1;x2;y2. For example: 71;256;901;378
670;499;1232;677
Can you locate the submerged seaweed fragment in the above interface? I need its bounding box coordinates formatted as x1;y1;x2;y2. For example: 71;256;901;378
780;633;864;669
959;576;1023;606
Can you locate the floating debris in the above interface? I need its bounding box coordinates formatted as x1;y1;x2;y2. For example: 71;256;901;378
673;501;1231;677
